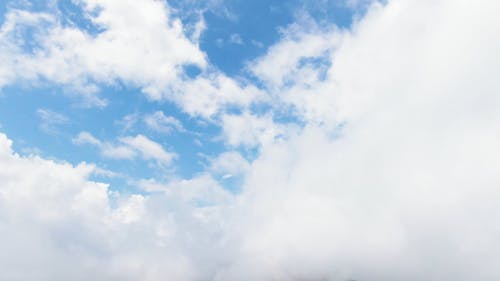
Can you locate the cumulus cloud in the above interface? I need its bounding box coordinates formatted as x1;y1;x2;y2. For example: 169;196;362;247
173;73;265;118
137;174;232;206
221;0;500;280
0;132;227;281
221;111;294;148
0;0;206;103
0;0;264;116
209;151;250;179
249;19;339;91
2;0;500;280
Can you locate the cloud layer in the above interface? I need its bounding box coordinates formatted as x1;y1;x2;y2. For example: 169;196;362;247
1;0;500;280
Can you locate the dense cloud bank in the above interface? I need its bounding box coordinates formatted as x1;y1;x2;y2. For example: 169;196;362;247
1;0;500;280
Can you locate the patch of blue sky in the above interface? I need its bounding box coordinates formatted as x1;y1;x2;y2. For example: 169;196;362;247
0;1;7;24
57;0;104;35
198;0;357;76
199;0;297;76
298;54;333;80
4;0;52;12
183;64;203;79
0;83;227;188
1;0;101;55
298;0;356;28
2;13;53;55
218;175;245;194
6;0;105;36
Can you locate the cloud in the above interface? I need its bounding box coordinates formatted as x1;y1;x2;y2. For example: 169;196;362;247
144;111;184;134
209;151;250;179
73;131;136;159
0;132;225;281
248;18;339;91
120;135;176;165
73;131;101;146
73;132;175;165
116;113;140;133
137;174;232;206
221;111;293;147
173;73;266;118
100;143;137;160
2;0;500;280
0;1;264;117
251;39;264;48
217;0;500;280
229;33;244;45
36;108;69;134
0;0;206;103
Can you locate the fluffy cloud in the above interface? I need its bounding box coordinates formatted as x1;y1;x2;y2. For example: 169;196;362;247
209;151;250;178
0;0;264;116
0;132;227;281
137;174;232;206
2;0;500;280
221;111;293;148
220;0;500;279
173;74;265;118
249;19;340;91
0;0;206;104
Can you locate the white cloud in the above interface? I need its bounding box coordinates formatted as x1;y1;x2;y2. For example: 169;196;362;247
216;0;500;279
173;73;266;118
249;19;340;90
0;1;264;117
73;131;136;159
221;111;293;147
0;0;206;103
101;143;137;160
120;135;176;165
91;166;121;179
137;174;232;206
73;132;175;164
36;108;69;134
144;111;184;134
209;151;250;179
116;113;140;133
0;132;226;281
3;0;500;280
73;131;101;146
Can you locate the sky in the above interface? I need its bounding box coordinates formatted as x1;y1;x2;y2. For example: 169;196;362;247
0;0;499;280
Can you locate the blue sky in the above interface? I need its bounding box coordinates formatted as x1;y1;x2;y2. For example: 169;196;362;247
1;0;499;280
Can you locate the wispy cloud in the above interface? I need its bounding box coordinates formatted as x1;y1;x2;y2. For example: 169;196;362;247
229;33;244;45
143;111;184;134
73;131;176;165
36;108;69;134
